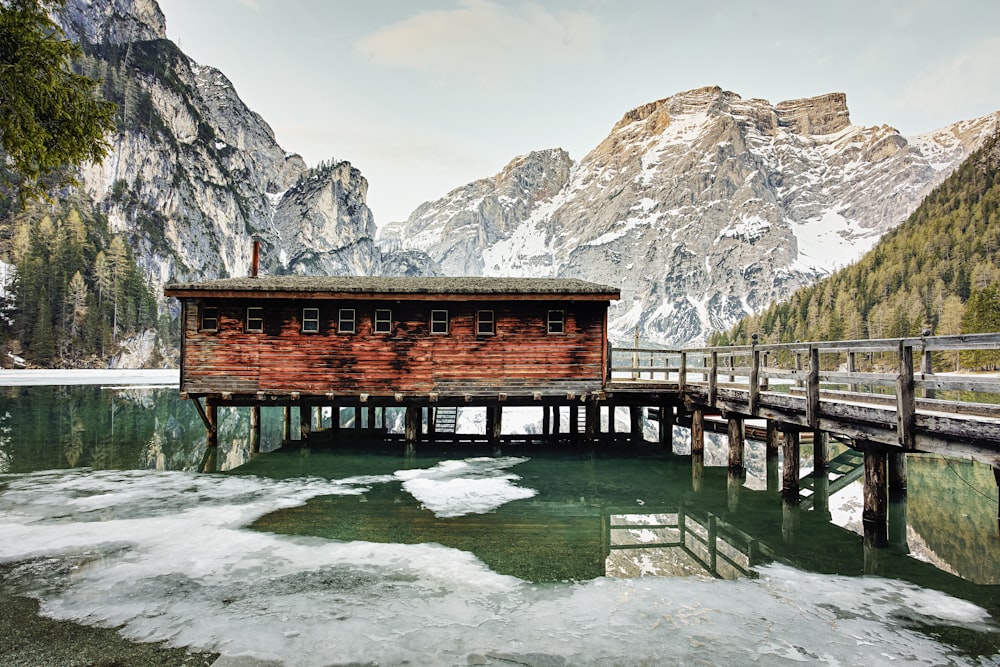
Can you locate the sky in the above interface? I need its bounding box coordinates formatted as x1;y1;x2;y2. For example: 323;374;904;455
155;0;1000;225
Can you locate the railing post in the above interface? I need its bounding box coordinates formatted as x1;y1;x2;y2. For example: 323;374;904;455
847;350;857;393
678;351;687;391
709;351;718;406
749;335;760;416
806;346;820;428
897;341;916;449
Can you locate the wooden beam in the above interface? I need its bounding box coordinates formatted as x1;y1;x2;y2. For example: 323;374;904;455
863;449;888;548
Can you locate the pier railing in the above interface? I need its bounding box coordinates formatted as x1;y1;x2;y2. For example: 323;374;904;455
609;333;1000;457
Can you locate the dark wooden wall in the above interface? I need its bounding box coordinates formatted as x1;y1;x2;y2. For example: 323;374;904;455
180;298;609;396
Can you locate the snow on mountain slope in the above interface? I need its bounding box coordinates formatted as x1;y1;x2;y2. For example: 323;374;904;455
389;87;998;345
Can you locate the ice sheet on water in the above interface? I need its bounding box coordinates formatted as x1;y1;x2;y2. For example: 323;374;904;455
394;456;538;517
0;464;996;666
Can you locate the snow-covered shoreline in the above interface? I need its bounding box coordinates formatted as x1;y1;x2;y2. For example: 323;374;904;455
0;368;179;387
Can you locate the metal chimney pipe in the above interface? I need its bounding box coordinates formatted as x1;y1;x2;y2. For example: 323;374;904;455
250;235;260;278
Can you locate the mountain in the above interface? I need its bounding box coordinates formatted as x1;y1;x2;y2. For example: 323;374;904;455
709;125;1000;354
384;87;998;345
53;0;383;284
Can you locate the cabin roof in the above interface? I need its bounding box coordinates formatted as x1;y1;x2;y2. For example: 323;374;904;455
164;276;620;301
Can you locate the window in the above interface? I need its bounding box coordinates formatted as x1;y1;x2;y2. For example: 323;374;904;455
200;306;218;332
246;307;264;333
302;307;320;333
547;309;565;334
338;308;356;334
374;309;392;334
430;309;449;335
476;310;495;336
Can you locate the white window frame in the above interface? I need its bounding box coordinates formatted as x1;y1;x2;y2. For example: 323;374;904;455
200;306;218;332
302;307;320;333
547;309;565;335
374;308;392;334
338;308;356;334
476;309;495;336
246;306;264;333
430;309;449;335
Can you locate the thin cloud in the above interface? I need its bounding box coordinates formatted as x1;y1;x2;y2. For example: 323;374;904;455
356;0;602;83
900;37;1000;121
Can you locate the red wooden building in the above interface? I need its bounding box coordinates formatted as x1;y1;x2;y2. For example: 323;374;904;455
164;275;621;451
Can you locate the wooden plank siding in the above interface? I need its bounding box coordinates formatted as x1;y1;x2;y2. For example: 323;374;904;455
177;296;612;397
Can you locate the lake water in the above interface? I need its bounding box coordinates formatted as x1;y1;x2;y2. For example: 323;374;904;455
1;380;998;666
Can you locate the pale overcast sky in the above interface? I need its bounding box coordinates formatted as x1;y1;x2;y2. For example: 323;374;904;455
156;0;1000;225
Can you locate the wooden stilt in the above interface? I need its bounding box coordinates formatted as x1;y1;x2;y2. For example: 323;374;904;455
813;430;829;473
863;449;888;548
404;405;420;455
782;429;800;501
994;466;1000;537
249;406;261;455
691;451;704;492
354;406;363;430
206;401;218;449
629;405;641;446
489;404;503;455
282;406;291;443
727;468;743;512
888;452;907;501
691;409;704;455
542;405;551;437
659;402;673;454
607;405;616;435
299;405;311;444
781;495;799;543
570;404;580;444
765;420;779;458
727;416;744;471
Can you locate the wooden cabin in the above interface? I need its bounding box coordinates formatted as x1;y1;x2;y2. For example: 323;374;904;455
164;276;620;402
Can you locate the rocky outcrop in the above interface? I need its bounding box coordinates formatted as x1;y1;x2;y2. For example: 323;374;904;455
54;0;379;292
391;86;999;345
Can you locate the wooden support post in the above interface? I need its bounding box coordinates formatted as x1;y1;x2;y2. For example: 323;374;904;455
542;405;551;437
727;416;744;471
380;407;386;430
427;406;436;438
749;346;760;415
709;351;718;406
607;405;616;435
570;404;580;444
659;402;673;454
282;405;291;443
766;420;779;492
897;342;916;449
585;402;597;441
314;405;323;431
692;448;704;492
300;405;311;443
331;406;340;435
353;406;362;430
813;430;829;473
488;404;502;454
404;405;420;454
847;350;857;393
691;409;704;455
206;401;218;449
806;346;820;428
366;406;375;430
727;467;743;512
553;405;561;436
994;466;1000;537
889;495;910;554
629;405;641;446
921;345;935;399
782;429;800;500
863;449;888;548
889;452;907;501
249;406;261;455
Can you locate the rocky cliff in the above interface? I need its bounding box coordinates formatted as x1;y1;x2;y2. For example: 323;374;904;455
387;87;999;345
54;0;382;289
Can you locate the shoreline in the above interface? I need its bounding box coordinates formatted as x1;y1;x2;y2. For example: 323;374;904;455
0;368;179;387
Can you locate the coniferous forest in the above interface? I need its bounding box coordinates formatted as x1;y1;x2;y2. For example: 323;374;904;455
0;195;165;366
709;126;1000;365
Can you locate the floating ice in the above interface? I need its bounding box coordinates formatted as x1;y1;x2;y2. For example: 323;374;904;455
0;464;996;666
394;456;538;517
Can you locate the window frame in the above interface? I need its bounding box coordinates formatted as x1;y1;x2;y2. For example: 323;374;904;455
200;305;219;332
373;308;392;334
245;306;264;333
338;308;356;334
476;309;496;336
547;309;565;335
430;309;449;335
302;307;320;334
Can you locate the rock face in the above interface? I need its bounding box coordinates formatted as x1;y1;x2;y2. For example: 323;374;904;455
389;86;999;345
54;0;381;290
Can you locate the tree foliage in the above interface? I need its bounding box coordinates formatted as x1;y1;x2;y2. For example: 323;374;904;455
0;0;117;202
2;196;158;365
709;126;1000;369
